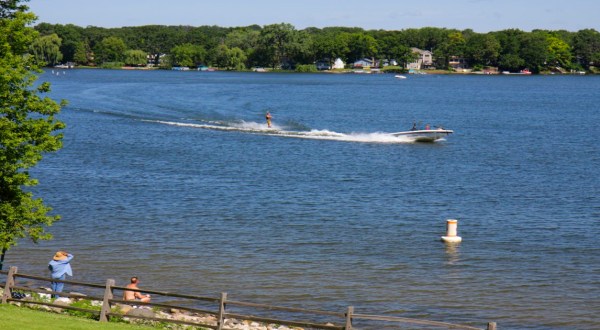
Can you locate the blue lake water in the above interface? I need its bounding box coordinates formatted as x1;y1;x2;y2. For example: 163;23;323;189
6;69;600;329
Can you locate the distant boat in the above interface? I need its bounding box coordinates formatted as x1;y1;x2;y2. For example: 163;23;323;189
408;69;427;75
391;128;454;142
394;75;407;79
502;69;532;75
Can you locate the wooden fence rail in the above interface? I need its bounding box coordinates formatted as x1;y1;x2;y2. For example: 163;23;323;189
1;266;497;329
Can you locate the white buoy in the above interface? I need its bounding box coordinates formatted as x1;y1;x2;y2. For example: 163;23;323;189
441;219;462;243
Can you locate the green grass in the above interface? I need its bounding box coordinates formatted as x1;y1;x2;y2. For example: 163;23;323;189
0;304;148;330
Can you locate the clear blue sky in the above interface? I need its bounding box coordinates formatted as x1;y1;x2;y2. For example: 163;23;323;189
28;0;598;32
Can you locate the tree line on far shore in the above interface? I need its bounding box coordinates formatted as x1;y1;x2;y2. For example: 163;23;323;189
32;22;600;73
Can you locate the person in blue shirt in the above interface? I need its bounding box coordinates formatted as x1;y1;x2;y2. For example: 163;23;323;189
48;251;74;298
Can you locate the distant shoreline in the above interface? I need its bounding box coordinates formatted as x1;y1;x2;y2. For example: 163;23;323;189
48;66;596;75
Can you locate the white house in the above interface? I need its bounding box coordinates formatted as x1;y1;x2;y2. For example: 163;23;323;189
315;58;345;70
332;58;345;69
406;48;433;70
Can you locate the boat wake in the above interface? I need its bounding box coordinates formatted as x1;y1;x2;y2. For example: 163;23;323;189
144;119;424;144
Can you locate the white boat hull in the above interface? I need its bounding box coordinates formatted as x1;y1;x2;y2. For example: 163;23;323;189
391;129;454;142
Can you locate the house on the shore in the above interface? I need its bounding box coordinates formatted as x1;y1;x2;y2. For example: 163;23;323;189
406;48;433;70
315;58;346;70
315;60;331;70
353;58;373;68
353;58;396;68
147;53;166;67
332;58;345;69
449;56;468;71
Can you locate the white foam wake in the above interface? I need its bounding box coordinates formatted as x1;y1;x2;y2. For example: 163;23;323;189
145;120;416;144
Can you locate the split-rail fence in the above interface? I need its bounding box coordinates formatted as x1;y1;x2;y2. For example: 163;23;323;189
1;266;497;330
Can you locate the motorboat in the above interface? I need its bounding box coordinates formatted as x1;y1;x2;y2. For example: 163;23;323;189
391;128;454;142
502;69;532;75
394;75;407;79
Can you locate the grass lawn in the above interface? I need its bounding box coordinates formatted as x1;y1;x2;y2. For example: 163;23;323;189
0;304;149;330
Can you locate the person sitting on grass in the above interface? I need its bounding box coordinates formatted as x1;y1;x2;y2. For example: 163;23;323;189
123;276;151;303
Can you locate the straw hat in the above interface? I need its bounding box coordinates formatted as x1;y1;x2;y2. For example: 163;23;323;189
53;251;68;261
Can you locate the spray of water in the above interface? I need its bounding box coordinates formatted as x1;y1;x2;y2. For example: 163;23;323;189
146;119;425;144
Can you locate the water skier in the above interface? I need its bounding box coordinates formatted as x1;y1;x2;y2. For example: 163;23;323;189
265;111;272;128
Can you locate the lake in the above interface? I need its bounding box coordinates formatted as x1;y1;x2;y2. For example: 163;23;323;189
6;69;600;329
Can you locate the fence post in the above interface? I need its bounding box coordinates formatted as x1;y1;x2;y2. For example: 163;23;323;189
217;292;227;330
1;266;17;304
99;279;115;322
345;306;354;330
487;322;497;330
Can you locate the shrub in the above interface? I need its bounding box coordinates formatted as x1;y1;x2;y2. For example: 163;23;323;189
295;64;317;73
65;299;101;320
99;61;124;69
382;66;405;73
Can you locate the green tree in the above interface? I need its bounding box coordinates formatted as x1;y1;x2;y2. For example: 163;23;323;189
224;28;260;67
123;49;147;66
572;29;600;69
0;0;27;18
225;28;260;51
289;30;314;65
56;24;84;63
170;43;206;67
346;32;378;63
94;36;127;64
546;35;572;68
73;40;91;65
437;31;466;67
465;33;501;66
214;44;247;70
0;0;66;270
518;32;548;72
446;31;466;56
498;53;525;71
257;23;302;69
34;23;84;63
312;31;350;65
494;29;525;57
29;33;63;66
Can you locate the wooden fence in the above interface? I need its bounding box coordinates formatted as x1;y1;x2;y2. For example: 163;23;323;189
1;266;497;330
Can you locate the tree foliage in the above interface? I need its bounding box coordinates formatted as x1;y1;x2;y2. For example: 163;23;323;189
73;40;92;65
546;35;572;68
572;29;600;67
258;23;302;69
0;0;66;269
94;36;127;63
465;33;501;66
29;33;63;66
518;32;549;73
170;43;206;67
214;44;247;70
346;33;378;63
29;19;599;72
123;49;147;66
